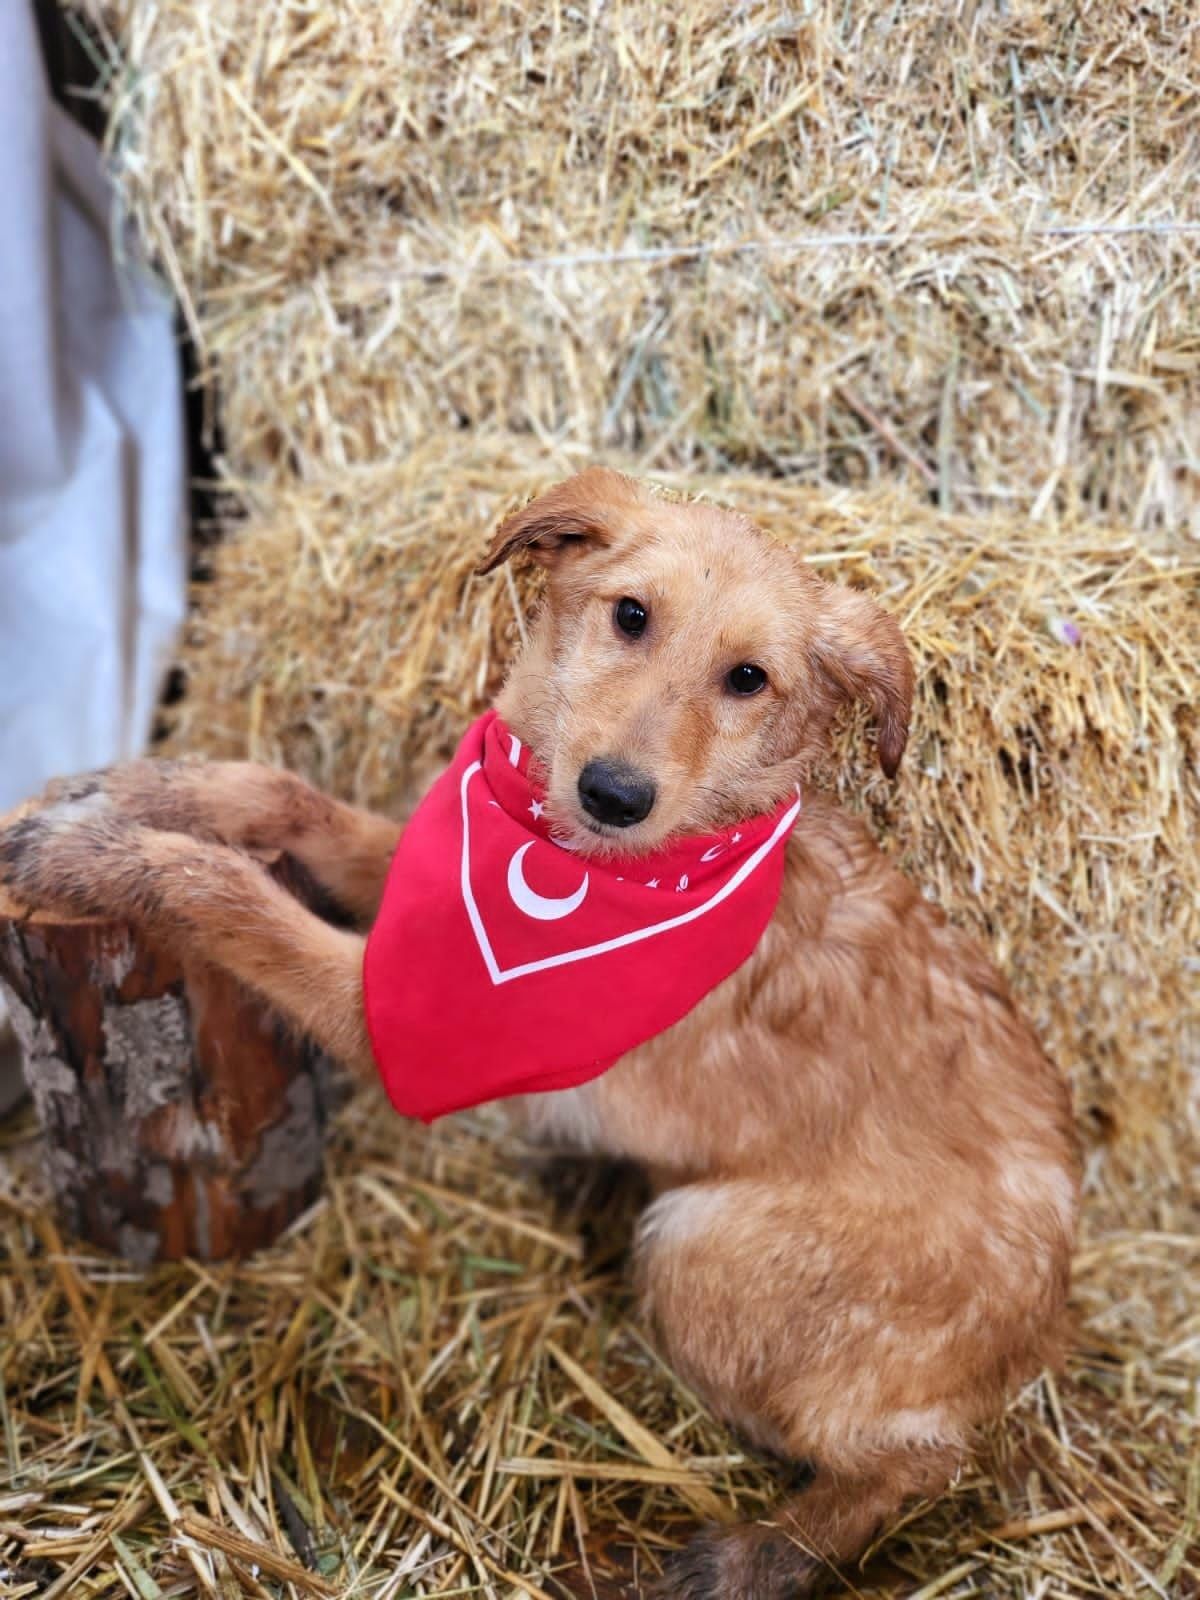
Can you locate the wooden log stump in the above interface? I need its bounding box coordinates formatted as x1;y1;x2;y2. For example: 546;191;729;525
0;857;339;1264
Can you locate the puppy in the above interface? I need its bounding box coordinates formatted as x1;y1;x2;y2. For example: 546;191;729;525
0;468;1078;1598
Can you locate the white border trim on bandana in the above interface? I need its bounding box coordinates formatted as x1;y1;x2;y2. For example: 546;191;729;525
458;760;802;986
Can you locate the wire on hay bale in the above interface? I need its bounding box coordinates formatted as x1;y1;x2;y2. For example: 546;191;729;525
89;0;1199;531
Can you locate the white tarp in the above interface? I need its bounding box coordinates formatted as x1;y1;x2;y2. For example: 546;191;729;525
0;2;188;1105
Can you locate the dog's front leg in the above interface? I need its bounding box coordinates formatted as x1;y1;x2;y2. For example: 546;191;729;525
0;800;374;1075
40;760;401;923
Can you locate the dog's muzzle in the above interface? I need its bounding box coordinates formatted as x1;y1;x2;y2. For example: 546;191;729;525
577;758;656;828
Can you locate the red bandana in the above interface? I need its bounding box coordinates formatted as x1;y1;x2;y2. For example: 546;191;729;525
363;711;801;1122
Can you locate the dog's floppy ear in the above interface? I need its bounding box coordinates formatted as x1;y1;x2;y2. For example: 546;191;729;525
476;467;634;575
811;582;914;778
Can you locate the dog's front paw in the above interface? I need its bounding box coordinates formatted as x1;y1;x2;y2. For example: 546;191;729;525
42;757;305;854
40;770;108;807
0;796;146;921
42;758;199;828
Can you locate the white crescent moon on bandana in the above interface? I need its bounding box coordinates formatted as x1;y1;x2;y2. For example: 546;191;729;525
506;842;589;921
699;843;726;862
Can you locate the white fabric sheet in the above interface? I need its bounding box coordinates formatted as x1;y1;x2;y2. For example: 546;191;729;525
0;2;188;1104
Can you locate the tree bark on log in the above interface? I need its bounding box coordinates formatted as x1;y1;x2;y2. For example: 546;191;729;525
0;859;338;1264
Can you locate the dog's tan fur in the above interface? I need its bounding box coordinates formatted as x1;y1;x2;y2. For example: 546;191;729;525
0;469;1078;1598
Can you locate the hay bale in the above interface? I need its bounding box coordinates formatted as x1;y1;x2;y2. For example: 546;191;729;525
92;0;1199;529
159;437;1199;1225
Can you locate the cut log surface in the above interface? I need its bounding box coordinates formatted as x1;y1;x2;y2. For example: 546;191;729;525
0;861;338;1264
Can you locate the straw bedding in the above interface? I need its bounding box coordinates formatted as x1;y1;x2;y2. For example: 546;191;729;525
1;2;1197;1597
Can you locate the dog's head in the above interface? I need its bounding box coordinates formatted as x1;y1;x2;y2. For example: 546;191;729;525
479;468;912;856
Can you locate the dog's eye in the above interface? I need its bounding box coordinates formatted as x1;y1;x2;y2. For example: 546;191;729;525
614;597;648;638
726;663;767;696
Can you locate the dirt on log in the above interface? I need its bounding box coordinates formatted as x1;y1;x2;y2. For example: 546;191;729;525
0;860;338;1264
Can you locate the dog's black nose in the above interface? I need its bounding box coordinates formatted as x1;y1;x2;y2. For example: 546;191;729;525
578;759;656;828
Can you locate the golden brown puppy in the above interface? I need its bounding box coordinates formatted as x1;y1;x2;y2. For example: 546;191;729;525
0;469;1078;1599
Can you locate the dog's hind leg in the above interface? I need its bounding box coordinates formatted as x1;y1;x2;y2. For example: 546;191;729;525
634;1179;987;1598
662;1447;959;1600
